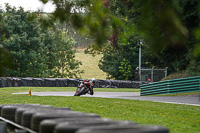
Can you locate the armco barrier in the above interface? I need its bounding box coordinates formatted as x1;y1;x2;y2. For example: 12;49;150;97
140;76;200;96
0;77;144;88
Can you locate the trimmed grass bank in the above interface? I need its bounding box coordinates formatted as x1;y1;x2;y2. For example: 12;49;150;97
75;49;107;79
0;87;199;133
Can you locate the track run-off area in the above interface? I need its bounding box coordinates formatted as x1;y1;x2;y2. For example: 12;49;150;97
13;92;200;107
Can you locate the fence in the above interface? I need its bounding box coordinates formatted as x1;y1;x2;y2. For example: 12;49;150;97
140;76;200;96
136;67;168;82
0;77;144;89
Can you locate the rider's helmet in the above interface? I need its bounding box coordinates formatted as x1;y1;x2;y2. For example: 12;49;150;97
91;78;96;84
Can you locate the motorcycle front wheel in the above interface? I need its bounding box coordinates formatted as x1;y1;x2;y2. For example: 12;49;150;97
74;87;86;96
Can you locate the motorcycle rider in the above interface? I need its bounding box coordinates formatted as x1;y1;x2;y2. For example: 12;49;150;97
79;78;95;95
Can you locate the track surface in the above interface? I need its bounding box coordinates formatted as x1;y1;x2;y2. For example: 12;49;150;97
13;91;200;106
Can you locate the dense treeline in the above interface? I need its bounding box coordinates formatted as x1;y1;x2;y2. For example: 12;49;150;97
0;4;83;78
85;0;200;80
100;0;200;80
1;0;200;80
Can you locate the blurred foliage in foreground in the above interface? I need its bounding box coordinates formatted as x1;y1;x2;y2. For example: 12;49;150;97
104;0;200;80
46;0;198;80
39;0;199;54
40;0;200;80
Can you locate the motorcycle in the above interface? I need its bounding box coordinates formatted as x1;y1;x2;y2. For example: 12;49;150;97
74;82;90;96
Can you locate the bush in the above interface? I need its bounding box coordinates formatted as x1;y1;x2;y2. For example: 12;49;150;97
162;70;199;81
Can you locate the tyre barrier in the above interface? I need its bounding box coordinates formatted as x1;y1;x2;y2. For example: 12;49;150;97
18;105;54;127
1;106;19;122
0;104;169;133
39;118;135;133
15;104;42;124
54;120;136;133
39;118;105;133
0;77;144;88
21;106;71;129
76;125;169;133
31;111;100;132
1;104;31;121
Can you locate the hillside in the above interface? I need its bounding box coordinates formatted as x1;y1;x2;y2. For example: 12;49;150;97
75;49;107;80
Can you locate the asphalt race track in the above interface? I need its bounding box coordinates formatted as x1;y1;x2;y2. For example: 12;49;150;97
13;91;200;106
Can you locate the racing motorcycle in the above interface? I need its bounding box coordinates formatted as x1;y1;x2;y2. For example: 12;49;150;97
74;82;90;96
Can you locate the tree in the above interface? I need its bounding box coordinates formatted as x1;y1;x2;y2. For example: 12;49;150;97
109;0;200;75
0;8;13;76
1;5;47;77
0;46;13;76
1;0;200;78
44;26;83;78
99;40;141;80
0;4;83;78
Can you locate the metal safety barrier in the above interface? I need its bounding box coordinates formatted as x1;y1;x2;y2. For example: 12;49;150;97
0;117;36;133
140;76;200;96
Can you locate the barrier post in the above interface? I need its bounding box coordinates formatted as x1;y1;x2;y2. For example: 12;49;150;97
151;67;154;83
28;88;31;96
0;121;7;133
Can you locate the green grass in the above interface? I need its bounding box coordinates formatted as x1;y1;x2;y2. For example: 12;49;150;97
75;49;107;80
0;87;200;133
3;87;140;92
150;91;200;97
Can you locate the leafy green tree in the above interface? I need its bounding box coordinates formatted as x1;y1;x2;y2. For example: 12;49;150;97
99;40;141;80
0;8;13;76
40;0;196;52
98;0;200;80
45;26;83;78
0;46;13;76
1;0;200;78
109;0;200;75
98;44;122;79
1;5;46;77
0;4;83;78
119;59;134;80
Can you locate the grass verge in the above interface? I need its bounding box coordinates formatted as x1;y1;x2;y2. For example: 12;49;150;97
150;91;200;97
0;87;199;133
0;87;140;92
